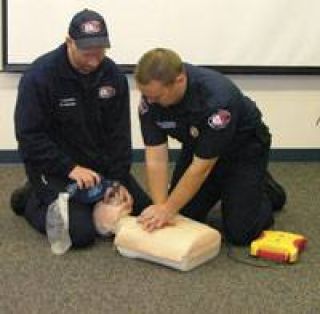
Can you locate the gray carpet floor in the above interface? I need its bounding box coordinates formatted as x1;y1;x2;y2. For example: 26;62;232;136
0;163;319;314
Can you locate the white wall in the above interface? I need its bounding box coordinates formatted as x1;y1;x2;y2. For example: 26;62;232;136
1;3;320;151
2;73;320;150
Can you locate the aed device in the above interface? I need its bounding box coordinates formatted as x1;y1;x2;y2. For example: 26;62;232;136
250;230;307;263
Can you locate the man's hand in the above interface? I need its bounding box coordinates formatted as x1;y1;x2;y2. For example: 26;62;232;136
137;204;177;232
68;165;101;189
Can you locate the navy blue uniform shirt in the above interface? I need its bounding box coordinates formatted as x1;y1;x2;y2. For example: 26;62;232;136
139;64;264;159
15;44;131;184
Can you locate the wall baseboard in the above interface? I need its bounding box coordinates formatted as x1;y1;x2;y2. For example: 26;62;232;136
0;149;319;164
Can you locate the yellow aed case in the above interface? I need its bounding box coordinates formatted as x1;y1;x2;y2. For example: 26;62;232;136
250;230;307;263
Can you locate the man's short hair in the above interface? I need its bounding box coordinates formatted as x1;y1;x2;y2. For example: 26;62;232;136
135;48;184;85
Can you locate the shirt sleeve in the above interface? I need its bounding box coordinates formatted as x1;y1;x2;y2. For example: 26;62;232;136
194;100;239;159
15;71;76;177
138;98;167;146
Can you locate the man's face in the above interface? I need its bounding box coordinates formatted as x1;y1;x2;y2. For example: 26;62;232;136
137;75;186;107
67;38;105;74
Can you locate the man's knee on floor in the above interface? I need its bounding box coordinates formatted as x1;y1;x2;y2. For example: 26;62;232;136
10;182;33;216
224;224;259;246
225;216;273;246
69;225;96;248
226;232;254;246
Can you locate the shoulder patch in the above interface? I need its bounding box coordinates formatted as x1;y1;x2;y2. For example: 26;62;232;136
138;98;149;115
208;109;231;129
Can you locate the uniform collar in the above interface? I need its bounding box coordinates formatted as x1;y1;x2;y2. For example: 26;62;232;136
180;63;205;113
163;63;195;113
56;44;78;80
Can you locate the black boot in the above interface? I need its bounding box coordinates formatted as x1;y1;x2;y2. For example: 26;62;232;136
264;172;287;211
10;181;33;216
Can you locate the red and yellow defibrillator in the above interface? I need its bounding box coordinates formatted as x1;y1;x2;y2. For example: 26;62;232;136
250;230;307;263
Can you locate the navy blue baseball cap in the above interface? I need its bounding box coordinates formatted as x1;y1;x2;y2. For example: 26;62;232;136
68;9;111;49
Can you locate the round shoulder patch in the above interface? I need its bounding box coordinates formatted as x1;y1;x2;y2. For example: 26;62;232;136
138;98;149;115
208;109;231;129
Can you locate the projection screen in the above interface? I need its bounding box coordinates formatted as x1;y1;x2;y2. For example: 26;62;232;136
3;0;320;73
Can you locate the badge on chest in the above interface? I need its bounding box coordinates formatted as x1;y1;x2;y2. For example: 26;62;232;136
190;125;199;138
98;86;116;99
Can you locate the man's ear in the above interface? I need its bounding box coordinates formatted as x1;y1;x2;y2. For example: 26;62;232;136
175;73;186;85
65;36;72;46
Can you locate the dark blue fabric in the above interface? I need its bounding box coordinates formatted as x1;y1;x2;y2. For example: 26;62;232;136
23;174;152;248
15;44;132;183
139;63;264;159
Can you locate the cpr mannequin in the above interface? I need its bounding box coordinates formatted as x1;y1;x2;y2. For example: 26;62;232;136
93;187;221;271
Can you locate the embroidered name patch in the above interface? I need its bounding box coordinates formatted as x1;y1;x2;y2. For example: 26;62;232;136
156;121;177;129
59;97;77;107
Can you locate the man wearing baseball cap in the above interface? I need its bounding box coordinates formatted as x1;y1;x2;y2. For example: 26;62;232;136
11;9;151;249
69;9;111;50
66;9;110;74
